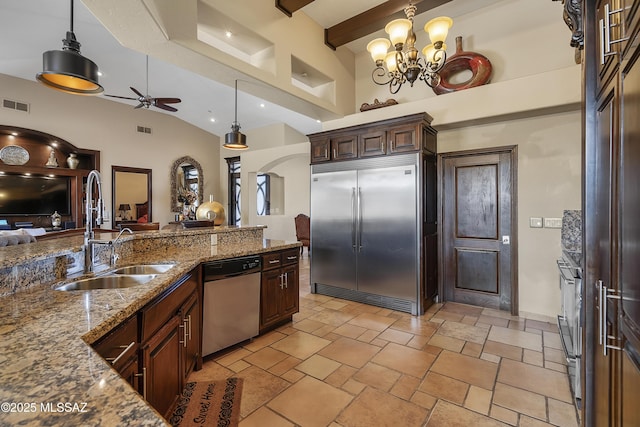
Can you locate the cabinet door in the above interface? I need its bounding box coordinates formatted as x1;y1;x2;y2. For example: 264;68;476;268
142;315;183;419
260;269;282;329
359;130;386;157
331;134;358;160
281;264;299;317
596;0;623;93
310;138;331;163
388;124;419;153
118;354;141;393
181;292;200;379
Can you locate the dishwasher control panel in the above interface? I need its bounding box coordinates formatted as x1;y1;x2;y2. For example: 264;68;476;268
204;256;261;281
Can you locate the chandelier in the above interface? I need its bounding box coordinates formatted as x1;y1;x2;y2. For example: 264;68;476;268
366;3;452;94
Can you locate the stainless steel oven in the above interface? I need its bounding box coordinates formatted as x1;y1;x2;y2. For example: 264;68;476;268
557;251;582;407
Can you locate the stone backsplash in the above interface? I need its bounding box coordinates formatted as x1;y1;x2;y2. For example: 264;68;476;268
561;209;582;252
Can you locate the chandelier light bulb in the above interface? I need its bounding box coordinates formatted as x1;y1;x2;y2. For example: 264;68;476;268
422;43;447;63
367;38;391;64
385;52;399;73
425;16;453;46
385;18;412;48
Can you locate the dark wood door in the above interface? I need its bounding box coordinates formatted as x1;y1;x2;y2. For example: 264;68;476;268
181;292;200;379
618;28;640;424
260;269;282;329
331;134;358;160
441;148;516;312
281;264;299;317
142;315;182;419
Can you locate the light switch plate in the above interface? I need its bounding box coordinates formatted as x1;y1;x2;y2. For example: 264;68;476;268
544;217;563;228
530;217;543;228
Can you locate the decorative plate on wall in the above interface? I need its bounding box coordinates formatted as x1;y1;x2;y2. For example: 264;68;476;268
0;145;29;165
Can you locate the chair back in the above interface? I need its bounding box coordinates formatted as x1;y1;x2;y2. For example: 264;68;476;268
294;214;310;241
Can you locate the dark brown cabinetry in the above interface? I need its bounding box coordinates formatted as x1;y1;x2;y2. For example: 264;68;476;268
584;0;640;425
260;249;300;332
92;267;201;420
0;126;99;229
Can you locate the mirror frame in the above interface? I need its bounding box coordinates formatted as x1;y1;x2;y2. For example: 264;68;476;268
112;165;153;225
170;156;204;212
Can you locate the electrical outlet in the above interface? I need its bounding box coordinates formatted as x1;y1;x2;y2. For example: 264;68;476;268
530;217;543;228
544;217;563;228
210;234;218;246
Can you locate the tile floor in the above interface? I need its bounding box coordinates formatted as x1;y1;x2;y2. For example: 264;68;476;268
188;256;580;427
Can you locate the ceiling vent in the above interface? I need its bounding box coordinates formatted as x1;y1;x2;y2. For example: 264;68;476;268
136;125;152;134
3;98;30;113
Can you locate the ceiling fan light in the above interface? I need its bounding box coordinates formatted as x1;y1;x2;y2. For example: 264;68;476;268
36;48;103;95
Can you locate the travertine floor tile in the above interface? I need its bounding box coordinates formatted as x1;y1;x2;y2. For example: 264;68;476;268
497;358;572;403
270;331;331;360
235;366;291;418
488;326;543;352
371;342;436;378
426;400;509;426
332;323;368;339
324;364;358;388
308;309;357;326
352;362;401;392
431;350;498;390
243;347;289;370
548;398;580;427
465;385;493;415
427;333;466;352
267;376;353;427
519;416;555;427
295;354;341;380
347;312;397;332
483;340;523;361
492;382;547;420
390;317;439;337
418;371;469;405
440;302;484;317
293;318;330;333
318;337;381;368
337;387;428;427
376;328;413;345
543;330;562;350
243;331;286;352
438;320;489;344
390;374;421;400
490;404;519;426
239;407;294;427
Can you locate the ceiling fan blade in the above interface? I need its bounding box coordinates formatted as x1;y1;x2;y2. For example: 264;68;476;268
154;102;178;112
154;97;181;104
104;94;138;101
130;87;144;97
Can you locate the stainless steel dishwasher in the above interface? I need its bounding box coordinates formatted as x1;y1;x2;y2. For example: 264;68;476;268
202;255;261;357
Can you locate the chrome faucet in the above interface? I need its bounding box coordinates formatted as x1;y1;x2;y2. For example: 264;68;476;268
109;227;133;267
84;170;106;273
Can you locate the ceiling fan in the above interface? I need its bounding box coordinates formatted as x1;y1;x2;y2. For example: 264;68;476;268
105;56;181;112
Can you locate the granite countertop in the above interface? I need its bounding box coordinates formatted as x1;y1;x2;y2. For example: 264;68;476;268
0;237;299;426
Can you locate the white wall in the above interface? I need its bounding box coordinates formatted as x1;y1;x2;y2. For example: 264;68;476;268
0;74;222;227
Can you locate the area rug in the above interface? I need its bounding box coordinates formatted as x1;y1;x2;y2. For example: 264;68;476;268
169;378;243;427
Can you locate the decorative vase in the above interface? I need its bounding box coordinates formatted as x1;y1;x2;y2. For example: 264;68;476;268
183;203;191;220
51;211;62;229
66;153;79;169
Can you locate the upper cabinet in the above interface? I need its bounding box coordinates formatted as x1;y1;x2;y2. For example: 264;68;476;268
308;113;436;164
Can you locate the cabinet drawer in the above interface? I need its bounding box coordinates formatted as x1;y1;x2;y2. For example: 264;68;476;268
141;273;195;342
262;252;282;270
93;315;138;361
281;249;299;266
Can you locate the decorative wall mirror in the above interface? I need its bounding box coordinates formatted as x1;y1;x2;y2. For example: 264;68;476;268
112;166;152;226
171;156;203;213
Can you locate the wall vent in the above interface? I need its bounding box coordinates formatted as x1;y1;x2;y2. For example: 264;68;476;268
136;125;152;134
3;98;30;113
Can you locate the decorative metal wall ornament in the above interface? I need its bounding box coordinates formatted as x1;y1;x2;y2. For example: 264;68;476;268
552;0;584;63
432;36;492;95
360;98;398;112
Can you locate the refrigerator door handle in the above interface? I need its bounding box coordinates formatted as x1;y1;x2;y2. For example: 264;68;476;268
351;187;357;251
357;187;363;252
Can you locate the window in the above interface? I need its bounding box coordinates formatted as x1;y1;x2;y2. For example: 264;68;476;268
256;173;271;215
225;156;241;226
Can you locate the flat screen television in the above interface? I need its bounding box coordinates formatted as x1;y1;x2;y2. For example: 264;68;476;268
0;174;71;215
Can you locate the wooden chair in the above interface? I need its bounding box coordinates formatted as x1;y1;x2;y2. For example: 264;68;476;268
294;214;310;256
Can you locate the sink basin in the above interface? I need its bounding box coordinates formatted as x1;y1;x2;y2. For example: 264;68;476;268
111;264;175;275
54;274;157;291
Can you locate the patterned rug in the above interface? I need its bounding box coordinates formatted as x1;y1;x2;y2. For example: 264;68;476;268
169;378;243;427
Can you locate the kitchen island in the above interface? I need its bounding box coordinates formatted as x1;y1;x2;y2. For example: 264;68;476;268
0;226;300;426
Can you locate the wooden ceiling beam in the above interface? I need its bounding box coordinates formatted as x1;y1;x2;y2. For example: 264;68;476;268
324;0;452;50
275;0;315;17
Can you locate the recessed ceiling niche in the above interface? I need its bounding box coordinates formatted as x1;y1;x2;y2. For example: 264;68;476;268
197;1;275;74
291;56;335;105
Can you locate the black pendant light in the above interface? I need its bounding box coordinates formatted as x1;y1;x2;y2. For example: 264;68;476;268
36;0;103;95
224;80;248;150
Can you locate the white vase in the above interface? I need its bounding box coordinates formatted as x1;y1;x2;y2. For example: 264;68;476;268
66;153;79;169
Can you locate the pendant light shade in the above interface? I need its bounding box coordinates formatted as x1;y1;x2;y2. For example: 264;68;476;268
224;80;248;150
36;0;103;95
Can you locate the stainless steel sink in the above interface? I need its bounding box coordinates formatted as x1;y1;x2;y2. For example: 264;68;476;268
111;264;175;275
54;274;157;291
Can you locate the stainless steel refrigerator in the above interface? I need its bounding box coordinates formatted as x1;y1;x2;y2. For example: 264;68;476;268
310;154;422;314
